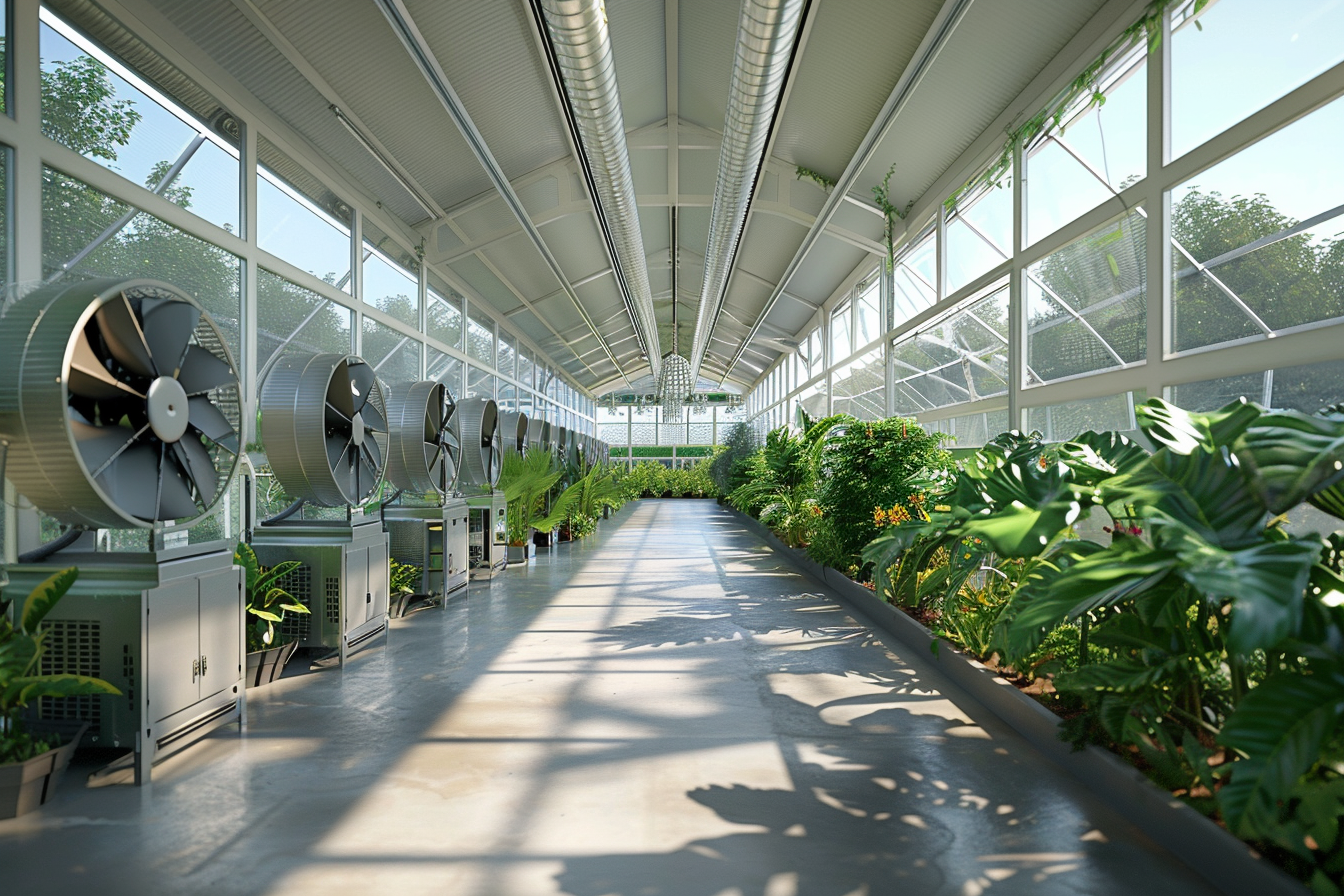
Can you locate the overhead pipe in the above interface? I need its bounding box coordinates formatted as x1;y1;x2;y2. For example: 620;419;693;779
687;0;805;381
536;0;663;381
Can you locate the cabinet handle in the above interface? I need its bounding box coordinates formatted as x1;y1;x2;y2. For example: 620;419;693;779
200;654;208;676
192;657;200;682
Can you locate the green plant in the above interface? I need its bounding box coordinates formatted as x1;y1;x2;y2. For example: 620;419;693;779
795;165;836;191
235;543;309;653
709;422;759;497
549;463;623;535
871;163;913;266
498;446;565;545
390;560;422;596
811;416;950;575
1;568;121;764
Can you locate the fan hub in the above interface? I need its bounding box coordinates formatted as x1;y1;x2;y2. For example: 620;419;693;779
147;376;190;443
351;411;366;447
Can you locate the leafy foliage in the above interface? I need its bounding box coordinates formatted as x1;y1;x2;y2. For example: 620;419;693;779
1;569;122;764
235;543;309;653
498;446;565;545
389;560;422;596
708;422;759;497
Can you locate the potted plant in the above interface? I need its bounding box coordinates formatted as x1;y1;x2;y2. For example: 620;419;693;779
1;568;120;819
552;463;622;542
499;446;566;562
388;560;424;617
235;543;309;688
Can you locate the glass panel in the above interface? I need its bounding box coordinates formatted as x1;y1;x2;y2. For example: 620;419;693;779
427;274;463;350
42;166;242;360
362;317;419;389
1026;208;1146;384
1;0;7;116
890;284;1009;414
630;408;656;445
497;381;517;411
831;303;851;363
1023;391;1144;441
0;147;8;290
1171;358;1344;414
1171;0;1344;159
1026;45;1146;245
1170;95;1344;352
797;381;826;419
257;135;352;290
427;348;463;399
467;308;494;367
497;331;516;380
517;346;534;390
466;365;494;400
40;12;239;234
893;230;937;325
926;410;1010;449
946;166;1012;295
830;347;886;420
855;275;882;346
256;268;352;372
362;243;417;327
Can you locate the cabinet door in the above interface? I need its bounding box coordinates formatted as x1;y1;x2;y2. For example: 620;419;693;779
367;539;389;622
147;580;201;722
198;566;243;699
344;547;369;629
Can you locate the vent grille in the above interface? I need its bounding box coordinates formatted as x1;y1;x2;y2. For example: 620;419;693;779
39;619;103;725
325;577;340;625
277;564;312;641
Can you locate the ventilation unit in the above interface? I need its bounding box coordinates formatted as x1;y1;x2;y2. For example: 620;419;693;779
498;409;530;454
251;352;392;664
0;278;245;783
382;380;470;604
453;397;507;577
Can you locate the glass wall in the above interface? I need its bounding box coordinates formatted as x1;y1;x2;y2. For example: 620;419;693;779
747;0;1344;447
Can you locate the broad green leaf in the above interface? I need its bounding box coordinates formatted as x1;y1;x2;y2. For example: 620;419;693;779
1219;670;1344;837
248;609;282;622
1237;408;1344;515
21;567;78;633
1137;397;1260;456
15;673;121;703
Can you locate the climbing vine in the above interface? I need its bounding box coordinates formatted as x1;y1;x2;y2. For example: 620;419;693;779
944;0;1193;212
794;165;836;191
871;163;913;269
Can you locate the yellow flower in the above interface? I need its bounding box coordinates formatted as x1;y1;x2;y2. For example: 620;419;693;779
873;507;887;525
888;505;912;524
909;492;926;505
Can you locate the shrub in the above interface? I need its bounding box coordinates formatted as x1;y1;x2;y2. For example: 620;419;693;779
811;417;949;575
709;422;759;497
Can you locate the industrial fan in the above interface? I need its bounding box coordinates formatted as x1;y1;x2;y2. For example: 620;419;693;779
498;409;530;455
260;352;389;507
383;381;471;605
0;277;245;783
454;397;502;491
526;416;551;453
554;425;569;462
0;278;241;529
385;380;460;495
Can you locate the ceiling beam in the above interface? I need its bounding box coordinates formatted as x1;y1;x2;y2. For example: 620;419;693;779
721;0;976;383
372;0;630;387
667;0;680;357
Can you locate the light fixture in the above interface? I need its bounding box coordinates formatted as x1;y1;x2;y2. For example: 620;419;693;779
331;103;439;221
656;353;693;422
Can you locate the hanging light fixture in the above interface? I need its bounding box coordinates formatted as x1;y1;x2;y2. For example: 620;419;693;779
656;353;693;422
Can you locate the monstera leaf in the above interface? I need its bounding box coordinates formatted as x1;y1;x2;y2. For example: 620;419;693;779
1236;406;1344;516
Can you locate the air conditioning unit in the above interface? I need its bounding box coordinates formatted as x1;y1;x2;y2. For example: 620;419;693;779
252;352;391;665
381;380;470;604
0;278;245;783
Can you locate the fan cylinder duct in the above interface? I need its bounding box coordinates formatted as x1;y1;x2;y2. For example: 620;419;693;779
453;397;501;490
538;0;661;376
0;278;241;529
260;353;388;507
526;416;551;453
688;0;805;380
498;410;530;455
384;380;461;496
554;425;569;461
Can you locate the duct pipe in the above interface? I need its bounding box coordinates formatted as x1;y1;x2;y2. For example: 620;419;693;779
538;0;662;380
687;0;804;380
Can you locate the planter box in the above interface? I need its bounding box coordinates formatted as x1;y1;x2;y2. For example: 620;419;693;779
507;542;536;564
0;722;89;819
246;639;298;688
727;507;1307;896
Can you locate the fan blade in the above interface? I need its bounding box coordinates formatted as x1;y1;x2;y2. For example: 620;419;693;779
69;327;143;399
348;361;376;414
361;436;382;474
188;396;239;452
359;400;387;434
358;449;378;497
72;419;139;476
171;437;219;500
424;441;443;480
425;385;446;441
178;345;235;394
325;401;350;431
94;293;157;377
141;298;200;376
326;360;357;418
94;442;162;519
326;432;352;474
156;455;201;520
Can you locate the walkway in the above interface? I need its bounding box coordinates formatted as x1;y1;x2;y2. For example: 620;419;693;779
0;499;1215;895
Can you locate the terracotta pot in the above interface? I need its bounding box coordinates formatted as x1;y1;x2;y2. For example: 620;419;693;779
245;639;298;688
0;721;89;819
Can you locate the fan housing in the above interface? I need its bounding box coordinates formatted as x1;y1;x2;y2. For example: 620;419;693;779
384;380;461;496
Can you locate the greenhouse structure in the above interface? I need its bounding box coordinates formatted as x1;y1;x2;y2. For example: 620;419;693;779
1;0;1342;893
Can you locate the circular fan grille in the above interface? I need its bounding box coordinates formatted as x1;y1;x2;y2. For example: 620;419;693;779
453;397;501;490
498;410;530;455
260;353;388;507
0;278;241;529
384;380;460;496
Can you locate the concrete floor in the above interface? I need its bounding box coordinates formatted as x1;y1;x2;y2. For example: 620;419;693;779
0;499;1216;896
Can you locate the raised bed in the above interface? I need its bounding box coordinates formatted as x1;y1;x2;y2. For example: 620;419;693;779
728;507;1307;896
